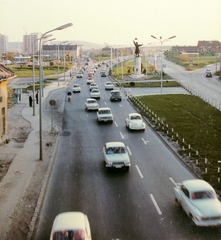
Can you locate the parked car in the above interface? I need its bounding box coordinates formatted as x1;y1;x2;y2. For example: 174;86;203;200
90;89;100;99
105;81;114;90
50;211;92;240
85;98;99;111
97;107;113;123
110;89;122;102
73;84;81;93
125;113;146;131
172;179;221;226
103;141;131;171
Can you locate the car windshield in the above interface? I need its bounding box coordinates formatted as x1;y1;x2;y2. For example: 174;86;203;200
99;110;110;114
106;147;126;154
191;191;215;200
131;115;141;120
53;229;85;240
112;92;120;96
88;100;96;103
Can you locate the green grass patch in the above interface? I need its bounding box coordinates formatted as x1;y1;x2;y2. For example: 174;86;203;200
117;81;181;88
8;65;66;78
129;94;221;190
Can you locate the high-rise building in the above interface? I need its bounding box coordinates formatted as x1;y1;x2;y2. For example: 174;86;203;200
23;32;42;55
0;34;8;58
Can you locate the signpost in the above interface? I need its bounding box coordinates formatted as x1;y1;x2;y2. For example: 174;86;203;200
49;99;56;133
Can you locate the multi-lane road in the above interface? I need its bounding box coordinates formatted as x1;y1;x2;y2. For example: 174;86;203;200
32;64;221;240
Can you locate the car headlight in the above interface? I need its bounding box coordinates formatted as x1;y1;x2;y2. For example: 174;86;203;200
124;162;131;166
106;162;113;166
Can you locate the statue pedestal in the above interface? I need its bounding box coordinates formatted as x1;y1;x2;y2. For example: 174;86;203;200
130;56;145;79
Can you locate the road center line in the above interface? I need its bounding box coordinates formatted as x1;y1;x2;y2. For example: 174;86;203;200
150;194;162;215
114;122;118;127
127;146;132;155
120;132;124;139
135;165;143;178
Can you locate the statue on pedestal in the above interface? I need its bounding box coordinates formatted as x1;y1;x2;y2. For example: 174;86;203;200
133;38;143;57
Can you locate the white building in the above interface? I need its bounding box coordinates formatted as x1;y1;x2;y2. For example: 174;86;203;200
23;32;42;55
0;34;8;58
42;44;81;60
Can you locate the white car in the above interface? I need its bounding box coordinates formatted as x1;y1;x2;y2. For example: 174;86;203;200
50;211;92;240
105;81;114;90
87;78;94;85
173;179;221;226
73;84;81;93
85;98;99;111
90;89;100;99
89;82;98;91
76;72;83;78
103;141;131;171
125;113;146;131
97;107;113;123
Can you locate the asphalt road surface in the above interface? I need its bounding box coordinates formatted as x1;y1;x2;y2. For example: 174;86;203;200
32;66;221;240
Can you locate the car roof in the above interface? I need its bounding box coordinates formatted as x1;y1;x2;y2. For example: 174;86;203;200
111;89;120;93
86;98;96;101
52;212;86;231
183;179;214;192
106;142;125;148
98;107;110;110
128;113;141;117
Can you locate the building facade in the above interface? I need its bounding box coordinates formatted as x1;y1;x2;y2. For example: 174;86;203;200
0;34;8;58
42;44;80;60
23;33;42;55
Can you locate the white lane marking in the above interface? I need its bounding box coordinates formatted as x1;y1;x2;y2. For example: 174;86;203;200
141;138;149;145
150;194;162;215
104;101;107;105
114;121;118;127
120;132;124;139
135;165;144;178
169;177;177;187
127;146;132;155
119;104;123;107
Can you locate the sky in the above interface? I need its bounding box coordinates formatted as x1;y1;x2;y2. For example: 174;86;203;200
0;0;221;47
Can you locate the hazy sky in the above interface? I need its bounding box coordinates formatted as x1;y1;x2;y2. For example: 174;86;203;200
1;0;220;47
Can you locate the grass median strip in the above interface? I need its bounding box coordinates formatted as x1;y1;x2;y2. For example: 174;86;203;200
130;94;221;190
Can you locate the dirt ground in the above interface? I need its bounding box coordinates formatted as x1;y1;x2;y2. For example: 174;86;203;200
1;103;58;240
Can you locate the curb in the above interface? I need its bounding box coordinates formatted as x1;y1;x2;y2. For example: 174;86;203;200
26;135;60;240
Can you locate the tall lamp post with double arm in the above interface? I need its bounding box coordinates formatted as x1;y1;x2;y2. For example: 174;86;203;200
151;35;176;94
38;23;73;160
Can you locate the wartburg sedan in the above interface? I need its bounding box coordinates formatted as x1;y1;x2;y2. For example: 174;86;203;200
50;211;92;240
105;81;114;90
125;113;146;131
85;98;99;111
173;179;221;226
97;107;113;123
103;142;131;170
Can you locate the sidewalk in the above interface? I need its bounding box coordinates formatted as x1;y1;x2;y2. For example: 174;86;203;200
0;80;67;238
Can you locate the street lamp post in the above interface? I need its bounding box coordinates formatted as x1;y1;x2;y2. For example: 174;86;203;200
57;41;68;87
38;23;73;160
32;34;52;116
41;38;56;97
104;42;113;75
151;35;176;94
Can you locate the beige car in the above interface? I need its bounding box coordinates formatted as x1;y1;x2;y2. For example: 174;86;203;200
50;211;92;240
